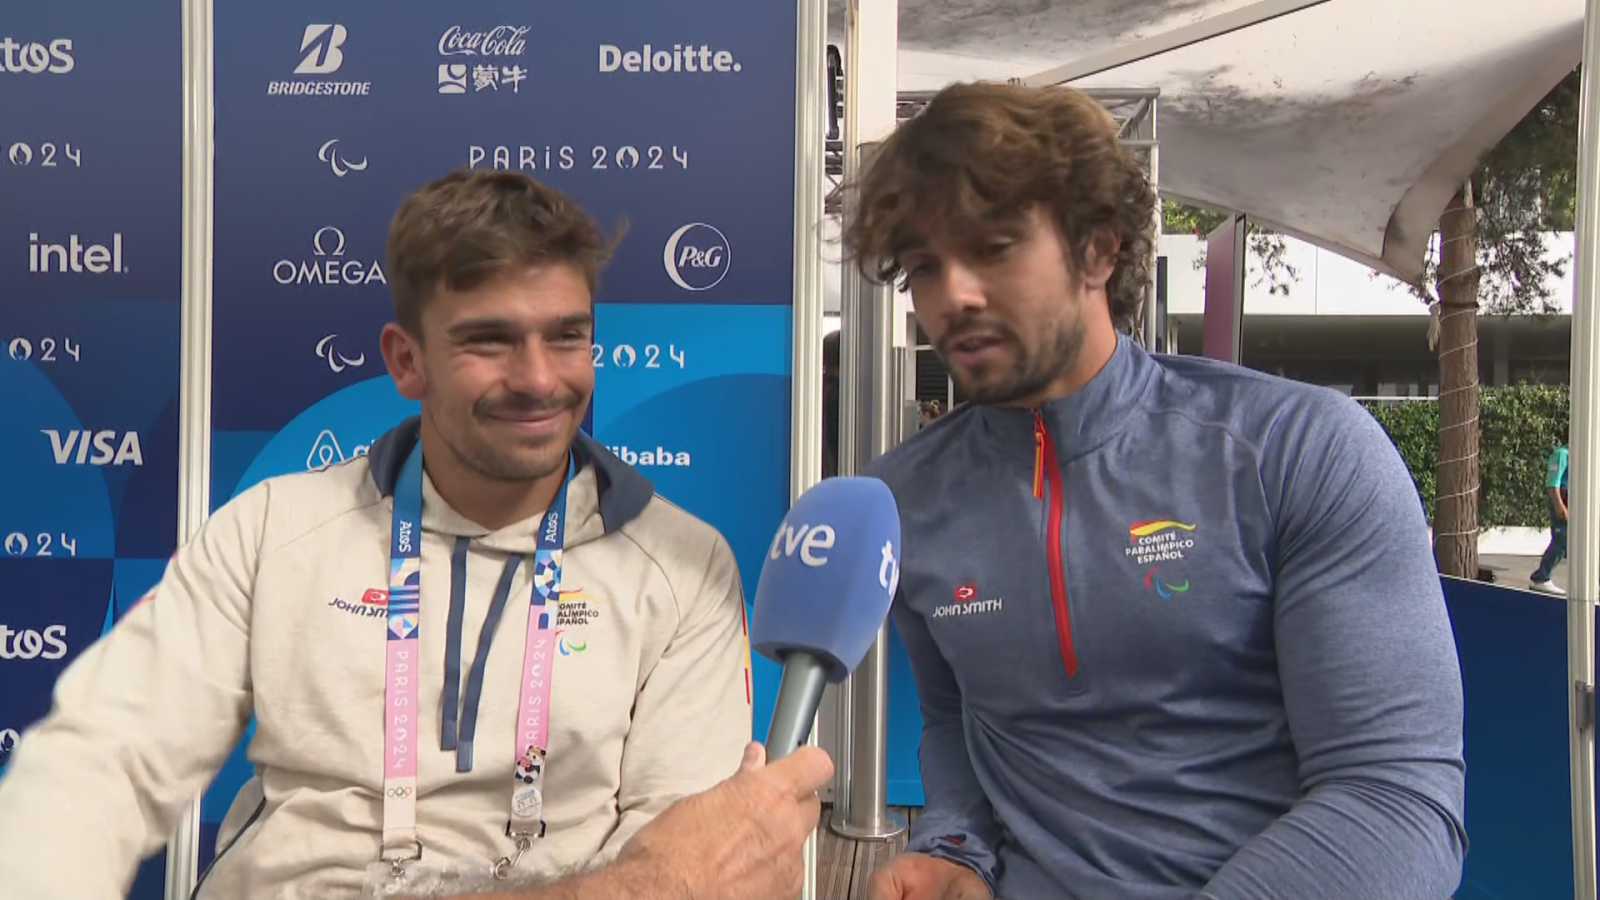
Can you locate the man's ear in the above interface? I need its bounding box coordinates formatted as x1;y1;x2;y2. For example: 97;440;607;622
380;322;427;401
1081;229;1122;290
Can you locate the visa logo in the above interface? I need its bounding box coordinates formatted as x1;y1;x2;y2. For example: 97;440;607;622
42;429;144;466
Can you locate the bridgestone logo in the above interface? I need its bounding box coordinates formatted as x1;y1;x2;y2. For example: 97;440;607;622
267;81;371;96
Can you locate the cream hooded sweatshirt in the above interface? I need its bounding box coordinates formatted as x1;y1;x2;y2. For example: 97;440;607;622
0;418;754;899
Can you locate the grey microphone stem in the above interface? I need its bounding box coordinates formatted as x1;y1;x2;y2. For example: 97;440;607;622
765;653;829;762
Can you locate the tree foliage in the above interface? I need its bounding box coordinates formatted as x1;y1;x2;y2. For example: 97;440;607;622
1412;69;1581;314
1160;200;1298;295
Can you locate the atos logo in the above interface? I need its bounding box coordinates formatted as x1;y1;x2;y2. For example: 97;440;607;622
43;429;144;466
663;223;730;292
0;624;68;661
0;38;74;75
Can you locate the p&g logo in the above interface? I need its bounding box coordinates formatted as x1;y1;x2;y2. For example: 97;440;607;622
663;223;730;292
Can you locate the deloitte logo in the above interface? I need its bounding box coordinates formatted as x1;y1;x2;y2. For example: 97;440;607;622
608;445;691;467
663;223;729;292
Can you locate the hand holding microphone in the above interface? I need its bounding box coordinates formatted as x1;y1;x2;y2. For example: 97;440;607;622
588;477;900;900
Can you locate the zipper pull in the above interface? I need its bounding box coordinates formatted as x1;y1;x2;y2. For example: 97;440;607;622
1032;411;1046;501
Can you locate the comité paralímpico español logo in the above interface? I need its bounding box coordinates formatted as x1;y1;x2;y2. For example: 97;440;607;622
1126;519;1196;600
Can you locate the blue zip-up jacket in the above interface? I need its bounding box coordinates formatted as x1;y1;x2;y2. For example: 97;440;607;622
866;335;1467;900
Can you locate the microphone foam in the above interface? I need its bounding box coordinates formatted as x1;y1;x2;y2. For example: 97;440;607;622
750;476;901;682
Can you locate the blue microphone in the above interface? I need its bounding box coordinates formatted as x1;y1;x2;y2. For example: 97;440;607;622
750;476;901;761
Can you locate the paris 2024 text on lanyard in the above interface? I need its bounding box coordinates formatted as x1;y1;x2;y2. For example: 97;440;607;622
380;442;574;880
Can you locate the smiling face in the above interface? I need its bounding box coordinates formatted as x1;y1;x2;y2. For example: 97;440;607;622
382;262;594;486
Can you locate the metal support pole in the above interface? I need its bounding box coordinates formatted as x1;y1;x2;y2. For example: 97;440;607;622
1143;97;1161;349
833;143;906;842
789;0;828;895
165;0;215;896
828;0;904;844
1568;4;1600;898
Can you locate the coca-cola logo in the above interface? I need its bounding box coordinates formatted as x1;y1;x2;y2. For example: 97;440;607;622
439;26;529;58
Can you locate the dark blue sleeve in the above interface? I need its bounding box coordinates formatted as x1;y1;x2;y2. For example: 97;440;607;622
1199;395;1468;900
890;591;1004;893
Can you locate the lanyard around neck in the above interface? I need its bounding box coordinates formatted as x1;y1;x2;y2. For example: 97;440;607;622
379;440;573;873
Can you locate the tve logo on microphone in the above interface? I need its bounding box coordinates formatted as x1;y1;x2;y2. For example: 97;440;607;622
750;477;901;681
768;519;899;597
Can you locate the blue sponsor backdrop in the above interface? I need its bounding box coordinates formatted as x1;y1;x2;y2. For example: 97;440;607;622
0;3;183;897
203;0;796;875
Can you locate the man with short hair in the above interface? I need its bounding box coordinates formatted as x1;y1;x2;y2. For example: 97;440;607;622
0;169;830;900
1531;440;1571;595
844;83;1467;900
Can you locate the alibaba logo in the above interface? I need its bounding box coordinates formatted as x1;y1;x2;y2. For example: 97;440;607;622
1128;519;1196;541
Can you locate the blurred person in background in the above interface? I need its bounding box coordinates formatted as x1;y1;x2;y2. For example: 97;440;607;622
1531;439;1570;595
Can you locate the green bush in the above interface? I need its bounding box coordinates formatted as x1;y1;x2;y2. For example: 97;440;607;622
1360;384;1569;529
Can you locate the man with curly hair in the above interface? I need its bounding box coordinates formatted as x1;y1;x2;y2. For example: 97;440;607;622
846;83;1467;900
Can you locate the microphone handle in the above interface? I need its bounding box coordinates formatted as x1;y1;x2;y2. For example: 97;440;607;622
764;652;829;762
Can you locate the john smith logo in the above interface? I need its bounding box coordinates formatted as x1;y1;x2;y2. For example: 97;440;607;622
327;587;388;618
932;583;1002;619
663;223;730;292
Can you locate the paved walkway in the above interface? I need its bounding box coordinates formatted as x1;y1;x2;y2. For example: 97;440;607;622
1480;551;1567;596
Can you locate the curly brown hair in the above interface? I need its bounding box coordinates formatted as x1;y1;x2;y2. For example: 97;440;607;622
385;168;624;339
839;82;1157;332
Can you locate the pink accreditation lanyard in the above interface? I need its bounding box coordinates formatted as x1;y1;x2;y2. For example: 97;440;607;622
380;443;572;878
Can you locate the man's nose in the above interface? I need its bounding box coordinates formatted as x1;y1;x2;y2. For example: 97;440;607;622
505;338;561;396
934;259;987;316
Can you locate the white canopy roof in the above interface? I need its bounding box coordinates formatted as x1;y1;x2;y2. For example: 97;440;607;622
833;0;1585;283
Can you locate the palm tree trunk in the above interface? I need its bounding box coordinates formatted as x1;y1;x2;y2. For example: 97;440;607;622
1434;184;1481;578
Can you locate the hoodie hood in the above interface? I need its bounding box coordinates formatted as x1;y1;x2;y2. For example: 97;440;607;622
364;415;655;554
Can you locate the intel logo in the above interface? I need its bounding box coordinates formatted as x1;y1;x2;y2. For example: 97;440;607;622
662;223;730;292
